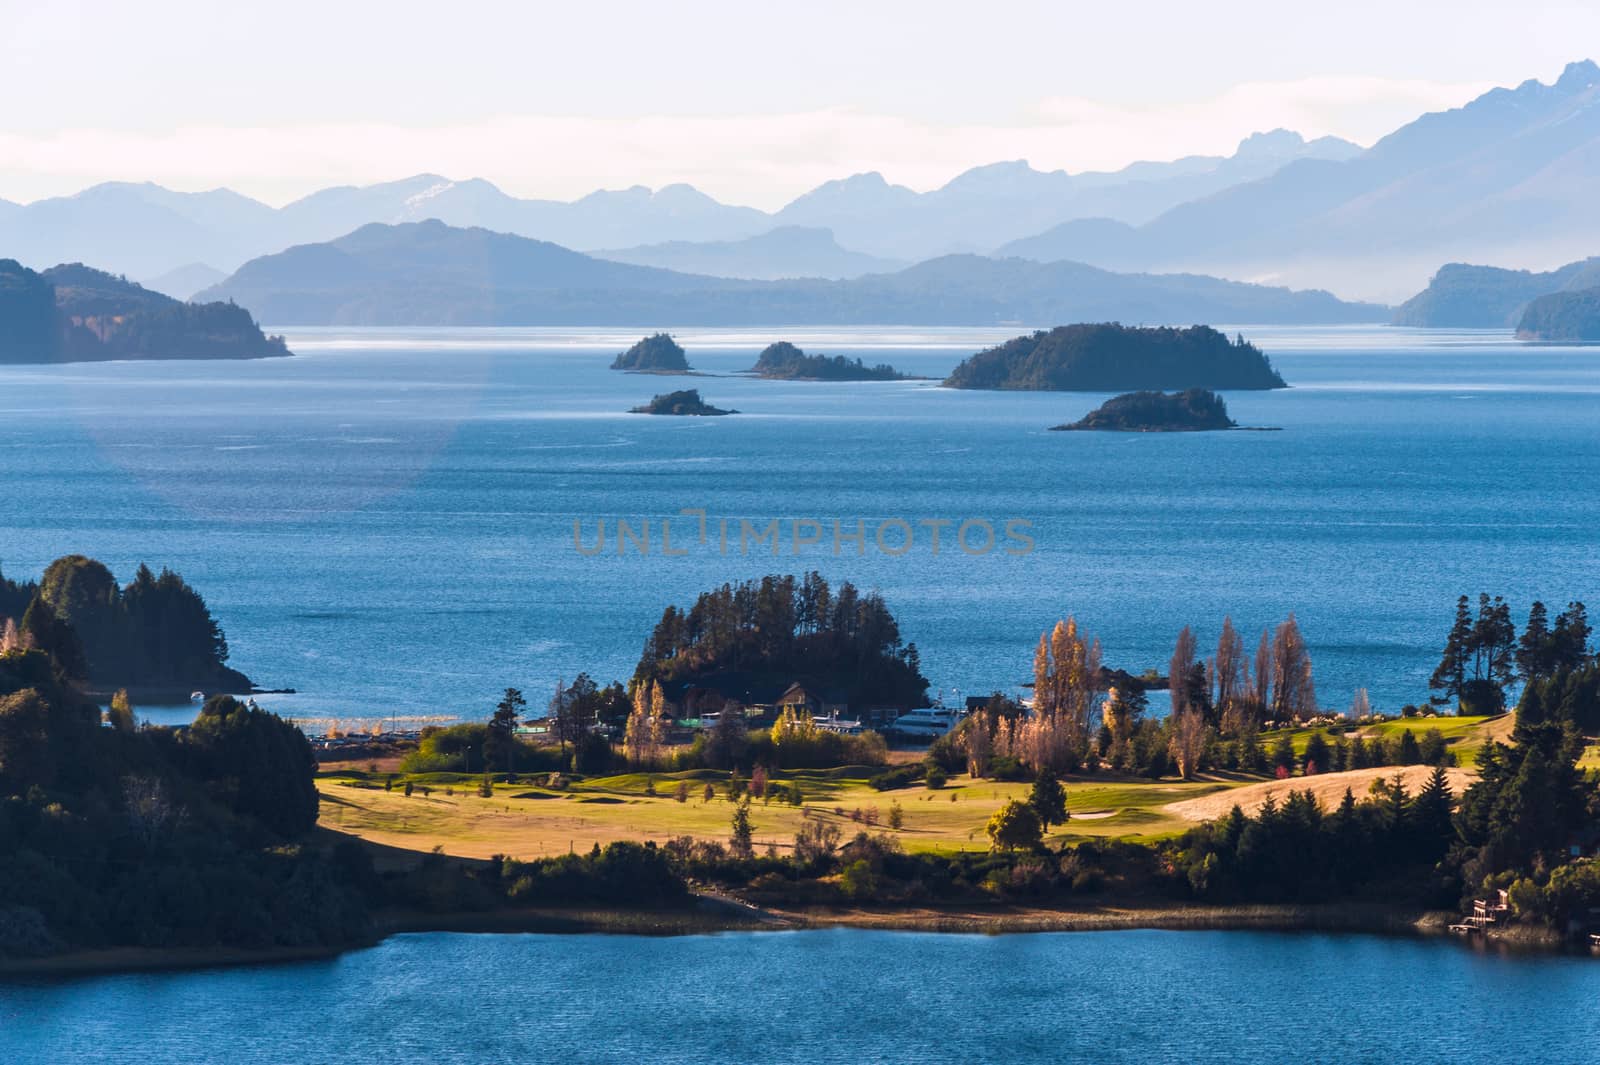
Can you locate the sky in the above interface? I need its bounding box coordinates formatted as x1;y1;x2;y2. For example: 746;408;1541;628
2;0;1597;208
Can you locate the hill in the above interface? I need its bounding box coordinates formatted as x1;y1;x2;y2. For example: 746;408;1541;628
1051;389;1238;431
1393;257;1600;327
201;221;1385;326
594;226;902;280
1516;286;1600;341
943;325;1287;392
996;60;1600;302
0;260;288;364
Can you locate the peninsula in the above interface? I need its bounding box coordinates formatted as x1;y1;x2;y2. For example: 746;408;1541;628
1516;286;1600;343
1052;389;1239;432
612;332;692;372
748;341;910;381
0;260;289;365
629;388;736;416
943;324;1286;392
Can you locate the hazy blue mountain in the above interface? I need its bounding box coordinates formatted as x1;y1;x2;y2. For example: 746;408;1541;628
1393;257;1600;327
769;131;1357;261
996;60;1600;302
594;226;904;280
200;220;1385;327
0;124;1356;283
1516;286;1600;341
142;262;229;301
275;175;770;251
0;182;277;280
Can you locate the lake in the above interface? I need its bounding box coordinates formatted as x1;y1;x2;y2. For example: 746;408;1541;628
1;325;1597;727
3;929;1598;1063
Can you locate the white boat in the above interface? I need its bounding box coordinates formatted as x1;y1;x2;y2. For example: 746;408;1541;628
888;707;962;738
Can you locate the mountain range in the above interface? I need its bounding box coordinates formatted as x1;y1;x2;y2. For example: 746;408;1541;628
1393;256;1600;327
4;60;1598;304
998;61;1600;301
198;219;1385;327
0;128;1357;287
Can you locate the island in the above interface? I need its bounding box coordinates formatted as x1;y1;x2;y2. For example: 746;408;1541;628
0;259;289;365
611;332;691;372
628;388;736;416
748;340;910;381
1515;286;1600;342
943;323;1287;392
1052;388;1239;432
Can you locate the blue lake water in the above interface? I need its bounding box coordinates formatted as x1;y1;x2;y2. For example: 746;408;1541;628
3;929;1598;1063
1;325;1598;727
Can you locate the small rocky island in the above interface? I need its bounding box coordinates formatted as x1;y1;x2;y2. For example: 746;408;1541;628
629;388;736;416
1052;389;1240;432
944;323;1286;392
611;332;692;373
749;340;909;381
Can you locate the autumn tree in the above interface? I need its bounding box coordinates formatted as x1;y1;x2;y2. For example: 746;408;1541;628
1169;625;1198;720
986;799;1043;851
1269;614;1316;721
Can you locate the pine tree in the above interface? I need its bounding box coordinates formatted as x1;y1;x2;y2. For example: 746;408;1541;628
1411;765;1454;848
1429;595;1473;708
1518;601;1551;681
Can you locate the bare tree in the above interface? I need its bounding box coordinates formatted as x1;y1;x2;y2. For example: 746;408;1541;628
1253;627;1274;711
1169;626;1198;719
1169;709;1207;780
1270;614;1317;721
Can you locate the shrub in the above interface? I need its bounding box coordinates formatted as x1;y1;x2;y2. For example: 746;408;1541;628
924;766;948;789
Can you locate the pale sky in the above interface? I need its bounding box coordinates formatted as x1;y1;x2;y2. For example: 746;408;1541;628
2;0;1596;208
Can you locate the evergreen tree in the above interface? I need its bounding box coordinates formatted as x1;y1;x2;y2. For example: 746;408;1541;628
485;687;525;773
1518;601;1551;681
1028;770;1068;831
1429;595;1473;708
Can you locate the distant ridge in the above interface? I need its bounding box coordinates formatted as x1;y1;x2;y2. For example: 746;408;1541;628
1393;257;1600;327
200;220;1387;327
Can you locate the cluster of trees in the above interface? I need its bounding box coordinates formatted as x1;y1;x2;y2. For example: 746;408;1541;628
635;572;928;709
0;556;249;690
942;324;1286;392
1173;771;1458;904
0;628;361;956
1431;594;1592;714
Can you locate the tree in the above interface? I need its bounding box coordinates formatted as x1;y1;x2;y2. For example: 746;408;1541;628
1169;709;1206;779
1303;732;1330;775
1430;595;1474;708
986;799;1043;851
729;797;754;858
485;687;525;773
1518;601;1552;681
1253;627;1274;710
1028;770;1068;831
1269;615;1316;721
1470;594;1516;691
550;674;599;757
1169;626;1198;719
107;688;136;733
1553;602;1592;672
1348;688;1371;721
887;801;904;830
184;695;318;837
1214;616;1249;731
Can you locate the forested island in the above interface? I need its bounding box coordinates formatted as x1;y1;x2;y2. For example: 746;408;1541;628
0;260;289;364
1516;287;1600;342
748;341;909;381
1052;388;1239;432
629;388;735;416
943;324;1286;392
610;333;691;372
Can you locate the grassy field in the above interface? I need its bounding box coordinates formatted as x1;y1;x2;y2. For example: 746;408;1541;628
317;715;1513;863
317;767;1235;861
1269;714;1508;767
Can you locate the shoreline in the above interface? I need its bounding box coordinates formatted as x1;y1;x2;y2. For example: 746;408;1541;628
3;899;1568;980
